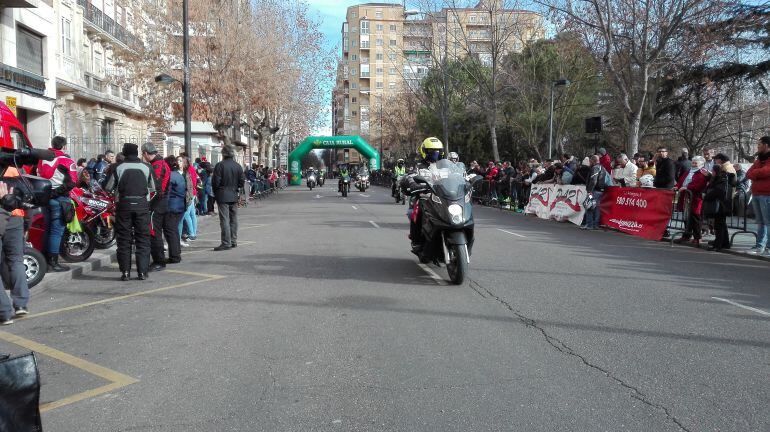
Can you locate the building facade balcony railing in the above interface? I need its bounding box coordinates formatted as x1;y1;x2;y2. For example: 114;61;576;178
78;0;141;49
360;72;370;78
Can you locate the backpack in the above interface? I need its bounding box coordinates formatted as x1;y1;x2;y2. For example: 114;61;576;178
596;167;612;191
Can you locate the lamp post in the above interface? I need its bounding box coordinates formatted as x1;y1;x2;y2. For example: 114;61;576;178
154;0;191;157
548;78;570;159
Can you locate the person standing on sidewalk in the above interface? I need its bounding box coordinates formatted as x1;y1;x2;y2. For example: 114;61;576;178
0;181;29;325
36;136;78;272
747;136;770;255
212;145;245;251
105;143;156;281
653;147;676;189
142;143;180;271
583;155;609;230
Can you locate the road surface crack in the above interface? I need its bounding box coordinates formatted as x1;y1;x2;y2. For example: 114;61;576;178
471;278;690;432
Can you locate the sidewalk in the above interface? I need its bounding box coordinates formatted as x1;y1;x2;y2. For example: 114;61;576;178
30;212;223;296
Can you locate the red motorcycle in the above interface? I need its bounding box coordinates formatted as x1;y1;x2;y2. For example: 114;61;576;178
70;185;116;250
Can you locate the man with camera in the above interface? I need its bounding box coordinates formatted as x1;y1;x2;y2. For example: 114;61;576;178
36;136;78;272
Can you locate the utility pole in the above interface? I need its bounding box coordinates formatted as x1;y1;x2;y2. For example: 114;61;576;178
182;0;192;157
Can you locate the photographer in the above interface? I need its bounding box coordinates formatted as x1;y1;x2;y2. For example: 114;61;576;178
0;180;29;325
36;136;78;272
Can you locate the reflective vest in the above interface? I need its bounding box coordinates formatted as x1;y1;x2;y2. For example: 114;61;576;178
3;166;25;217
395;166;406;176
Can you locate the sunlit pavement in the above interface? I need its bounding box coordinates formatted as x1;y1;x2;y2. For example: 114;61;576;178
3;185;768;431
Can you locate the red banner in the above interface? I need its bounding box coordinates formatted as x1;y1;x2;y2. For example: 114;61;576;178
599;187;675;241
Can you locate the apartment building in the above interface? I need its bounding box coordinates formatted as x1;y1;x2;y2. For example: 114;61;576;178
332;2;544;163
0;0;57;148
53;0;147;160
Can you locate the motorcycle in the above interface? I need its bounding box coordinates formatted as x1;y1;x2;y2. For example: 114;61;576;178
307;172;317;191
339;175;350;197
71;185;116;249
356;174;369;192
394;175;405;205
0;239;47;289
409;159;474;285
318;173;325;187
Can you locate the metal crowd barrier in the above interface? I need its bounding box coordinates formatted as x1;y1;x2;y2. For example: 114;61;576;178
666;189;692;245
725;189;758;246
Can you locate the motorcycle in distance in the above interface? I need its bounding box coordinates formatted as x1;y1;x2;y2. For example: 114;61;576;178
408;159;474;285
306;171;317;191
356;171;370;192
394;174;406;205
317;171;325;187
339;173;351;197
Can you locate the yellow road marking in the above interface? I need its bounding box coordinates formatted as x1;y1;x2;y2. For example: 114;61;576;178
0;331;139;413
20;275;224;321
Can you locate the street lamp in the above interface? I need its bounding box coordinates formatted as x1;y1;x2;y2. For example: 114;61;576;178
154;0;191;157
548;78;570;159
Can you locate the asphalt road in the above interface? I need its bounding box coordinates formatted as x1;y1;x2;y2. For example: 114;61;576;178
2;184;768;431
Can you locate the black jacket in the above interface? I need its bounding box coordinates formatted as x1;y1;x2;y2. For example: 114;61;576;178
704;172;731;215
571;165;591;185
212;157;245;204
654;157;676;189
104;157;156;212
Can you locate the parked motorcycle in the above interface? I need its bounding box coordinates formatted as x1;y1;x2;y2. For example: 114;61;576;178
409;160;474;285
307;172;317;191
339;175;351;197
71;185;116;249
1;241;47;289
356;173;370;192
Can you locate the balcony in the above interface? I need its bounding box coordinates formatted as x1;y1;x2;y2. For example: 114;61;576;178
360;72;370;78
77;0;141;50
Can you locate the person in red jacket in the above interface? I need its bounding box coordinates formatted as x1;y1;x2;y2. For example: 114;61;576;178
36;136;78;272
747;136;770;255
598;148;613;173
141;143;181;270
674;156;710;245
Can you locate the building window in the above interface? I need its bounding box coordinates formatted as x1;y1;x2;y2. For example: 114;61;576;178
389;39;397;47
360;20;369;35
389;67;396;75
388;53;396;60
351;54;357;61
352;111;357;116
351;11;357;18
390;24;397;32
376;53;383;61
376;81;383;89
352;97;357;103
376;24;383;32
16;27;44;76
376;38;383;46
352;40;357;47
375;10;383;18
61;19;73;57
351;68;356;75
376;67;383;75
469;14;477;22
351;82;357;89
389;82;396;89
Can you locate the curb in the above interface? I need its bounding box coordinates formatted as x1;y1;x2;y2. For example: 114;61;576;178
31;248;117;298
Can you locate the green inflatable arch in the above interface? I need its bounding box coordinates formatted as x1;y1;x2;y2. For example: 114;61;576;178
288;135;380;185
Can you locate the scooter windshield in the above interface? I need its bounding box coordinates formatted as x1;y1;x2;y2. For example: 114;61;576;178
424;160;468;200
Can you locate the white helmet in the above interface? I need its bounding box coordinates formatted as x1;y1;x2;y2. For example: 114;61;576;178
639;174;654;188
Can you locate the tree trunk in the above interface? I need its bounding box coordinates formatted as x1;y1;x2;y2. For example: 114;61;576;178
627;113;641;156
489;120;500;162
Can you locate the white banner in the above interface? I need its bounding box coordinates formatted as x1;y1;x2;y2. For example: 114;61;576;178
525;184;587;226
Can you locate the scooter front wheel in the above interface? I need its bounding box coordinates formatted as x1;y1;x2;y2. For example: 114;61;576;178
446;244;469;285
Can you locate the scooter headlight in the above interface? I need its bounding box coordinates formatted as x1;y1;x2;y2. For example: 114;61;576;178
448;203;463;224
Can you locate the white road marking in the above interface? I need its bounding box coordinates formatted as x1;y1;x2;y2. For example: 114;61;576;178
369;221;380;228
315;194;323;199
352;205;358;210
497;228;526;238
711;297;770;316
418;263;447;285
360;194;370;197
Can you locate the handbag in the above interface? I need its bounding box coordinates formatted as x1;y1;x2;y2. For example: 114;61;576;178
0;352;43;432
583;194;597;210
702;199;721;218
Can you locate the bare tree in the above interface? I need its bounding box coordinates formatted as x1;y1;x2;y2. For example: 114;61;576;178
543;0;725;156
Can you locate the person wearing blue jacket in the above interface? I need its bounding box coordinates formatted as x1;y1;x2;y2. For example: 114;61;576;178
164;156;188;259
